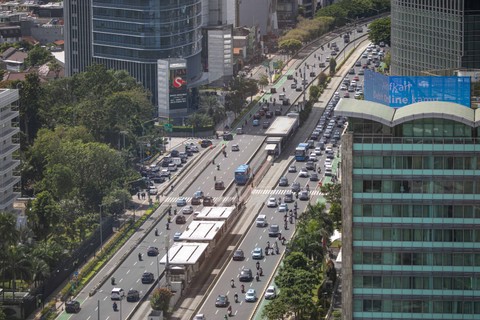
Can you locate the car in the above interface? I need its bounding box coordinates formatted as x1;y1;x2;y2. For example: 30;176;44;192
291;182;301;193
253;119;260;126
340;84;347;90
258;109;266;116
288;165;297;173
215;180;225;190
231;144;240;151
306;161;315;170
358;69;364;75
278;203;288;212
314;147;322;155
65;300;81;313
290;83;297;89
348;86;355;92
308;155;318;162
223;132;233;141
176;197;187;207
149;186;158;195
275;108;282;116
215;294;229;307
173;232;182;241
175;215;186;224
299;168;309;178
284;192;294;203
267;197;278;207
266;111;273;118
349;68;355;74
200;139;213;148
354;92;362;99
344;92;350;98
233;249;245;261
278;176;289;187
160;169;171;177
310;173;319;181
147;246;159;256
239;267;253;281
353;75;360;81
296;86;302;92
126;289;140;302
191;196;202;205
268;224;280;237
141;271;155;284
355;60;362;67
252;247;263;259
203;196;214;206
182;205;194;214
309;71;316;77
263;121;270;129
264;286;277;299
245;289;257;302
287;74;294;80
152;175;166;184
193;314;206;320
187;145;199;153
299;190;309;200
253;113;261;120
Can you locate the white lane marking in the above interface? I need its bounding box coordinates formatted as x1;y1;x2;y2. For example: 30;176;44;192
126;269;130;275
103;296;108;301
87;316;91;320
119;278;123;283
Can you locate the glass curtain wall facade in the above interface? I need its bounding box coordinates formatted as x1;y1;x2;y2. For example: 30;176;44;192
341;117;480;319
391;0;480;76
92;0;203;106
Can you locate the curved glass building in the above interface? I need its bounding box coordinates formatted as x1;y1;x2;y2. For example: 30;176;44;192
65;0;204;107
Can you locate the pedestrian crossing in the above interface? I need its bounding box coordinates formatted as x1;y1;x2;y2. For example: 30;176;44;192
163;196;237;204
252;189;323;196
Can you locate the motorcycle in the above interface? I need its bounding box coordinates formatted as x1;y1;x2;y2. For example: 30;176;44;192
111;277;115;285
230;279;235;288
138;253;142;261
113;302;118;312
234;293;238;303
154;228;158;236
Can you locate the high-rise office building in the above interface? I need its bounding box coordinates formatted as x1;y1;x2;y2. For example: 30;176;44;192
64;0;204;111
0;89;20;212
337;98;480;320
391;0;480;75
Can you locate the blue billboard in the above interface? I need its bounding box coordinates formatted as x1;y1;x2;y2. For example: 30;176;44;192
364;70;471;108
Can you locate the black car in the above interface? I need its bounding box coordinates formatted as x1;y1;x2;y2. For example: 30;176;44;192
306;161;315;170
65;300;81;314
170;149;179;157
265;111;273;118
287;74;294;80
152;176;166;184
233;249;245;261
147;246;159;256
291;182;301;193
239;268;253;282
310;173;319;181
141;272;155;284
126;289;140;302
200;139;213;148
263;121;270;129
215;294;229;307
278;176;289;187
275;109;282;116
223;133;233;141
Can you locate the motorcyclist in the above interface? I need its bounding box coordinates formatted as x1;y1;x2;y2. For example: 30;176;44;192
234;292;238;303
241;284;245;293
217;164;220;170
111;277;115;285
306;185;310;191
256;273;260;281
259;267;263;276
113;302;118;311
256;261;260;270
138;252;142;261
230;278;235;288
227;305;232;315
155;228;158;236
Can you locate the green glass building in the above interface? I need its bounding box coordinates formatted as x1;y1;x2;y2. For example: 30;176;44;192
337;99;480;319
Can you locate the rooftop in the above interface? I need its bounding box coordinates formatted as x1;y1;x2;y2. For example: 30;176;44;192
179;220;225;241
194;206;235;220
265;116;298;137
159;242;209;265
335;99;480;127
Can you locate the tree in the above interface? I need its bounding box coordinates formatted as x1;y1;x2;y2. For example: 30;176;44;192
0;211;19;249
0;244;31;296
309;85;321;101
15;73;43;147
224;90;244;117
321;183;341;205
198;95;226;125
28;191;61;240
329;58;337;76
24;45;53;67
329;202;342;229
262;294;290;319
368;17;391;46
318;72;328;88
186;112;213;128
150;287;174;313
258;74;269;90
0;306;6;320
279;39;303;55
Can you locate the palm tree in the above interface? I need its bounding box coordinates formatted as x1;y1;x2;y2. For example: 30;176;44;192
0;211;19;249
198;95;226;125
30;256;49;287
0;244;31;297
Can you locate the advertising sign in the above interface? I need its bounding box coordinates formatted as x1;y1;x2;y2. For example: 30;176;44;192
169;62;188;110
364;70;471;108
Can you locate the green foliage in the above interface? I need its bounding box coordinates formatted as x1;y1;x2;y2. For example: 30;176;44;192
329;58;337;75
24;45;54;67
225;77;258;117
186;112;213;128
198;95;226;125
151;287;174;312
0;211;19;249
279;39;302;54
262;295;290;319
368;17;391;45
333;310;342;319
316;0;390;25
317;72;328;88
0;306;5;320
309;85;321;101
320;183;341;205
258;74;269;89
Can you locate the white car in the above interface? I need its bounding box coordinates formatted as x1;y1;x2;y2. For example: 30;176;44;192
340;84;347;90
267;197;278;208
299;168;309;178
245;289;257;302
193;315;206;320
314;147;322;155
278;203;288;212
264;286;276;299
308;155;318;162
173;232;182;241
182;205;194;214
288;165;297;173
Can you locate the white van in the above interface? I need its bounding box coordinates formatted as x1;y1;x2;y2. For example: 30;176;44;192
168;163;177;172
111;288;125;300
279;93;286;101
171;157;182;166
256;215;267;227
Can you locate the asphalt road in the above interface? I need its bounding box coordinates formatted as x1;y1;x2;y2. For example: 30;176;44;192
194;29;368;320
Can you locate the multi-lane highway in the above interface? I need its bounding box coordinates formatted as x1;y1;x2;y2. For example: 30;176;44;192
57;20;373;320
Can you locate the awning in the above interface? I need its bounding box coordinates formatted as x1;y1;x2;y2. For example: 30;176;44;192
265;144;277;151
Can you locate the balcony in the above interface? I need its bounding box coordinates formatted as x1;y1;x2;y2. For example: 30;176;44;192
0;144;20;157
0;191;20;211
0;176;20;193
0;127;19;140
0;159;20;176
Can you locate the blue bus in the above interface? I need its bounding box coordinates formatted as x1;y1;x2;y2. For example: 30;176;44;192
234;164;251;185
295;143;309;161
